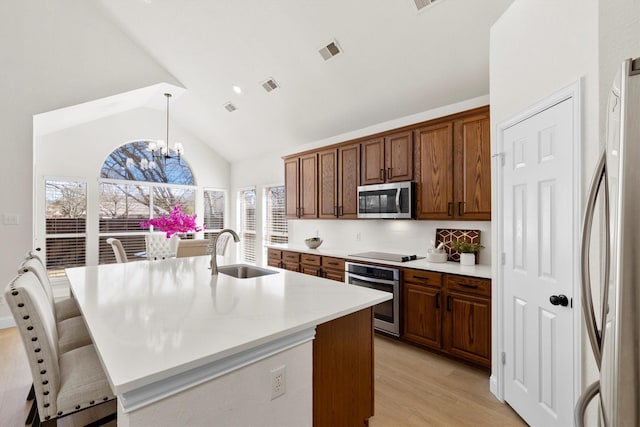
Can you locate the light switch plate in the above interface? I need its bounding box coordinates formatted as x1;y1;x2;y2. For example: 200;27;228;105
3;214;19;225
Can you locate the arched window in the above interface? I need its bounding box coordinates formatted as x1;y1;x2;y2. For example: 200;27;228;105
100;141;195;185
98;141;197;263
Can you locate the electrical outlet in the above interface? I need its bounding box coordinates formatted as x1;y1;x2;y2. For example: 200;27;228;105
270;365;286;400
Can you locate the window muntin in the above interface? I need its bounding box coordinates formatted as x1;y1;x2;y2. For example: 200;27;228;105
204;189;226;240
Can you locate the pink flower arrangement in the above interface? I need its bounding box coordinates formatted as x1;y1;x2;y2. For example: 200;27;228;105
140;204;203;238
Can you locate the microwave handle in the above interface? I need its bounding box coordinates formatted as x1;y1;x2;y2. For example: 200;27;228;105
395;188;401;214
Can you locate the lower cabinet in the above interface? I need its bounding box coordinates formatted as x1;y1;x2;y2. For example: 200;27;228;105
266;249;344;282
403;270;491;368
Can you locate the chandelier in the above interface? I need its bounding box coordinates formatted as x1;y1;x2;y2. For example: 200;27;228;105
126;93;184;170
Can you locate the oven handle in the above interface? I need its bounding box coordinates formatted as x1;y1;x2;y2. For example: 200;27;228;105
346;272;398;286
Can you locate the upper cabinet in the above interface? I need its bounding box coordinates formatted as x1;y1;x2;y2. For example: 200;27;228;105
285;153;318;219
318;143;360;219
283;105;490;221
415;107;491;220
361;131;413;185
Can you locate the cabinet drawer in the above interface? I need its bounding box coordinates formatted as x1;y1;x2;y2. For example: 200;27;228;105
300;253;321;266
446;275;491;297
322;257;345;271
403;269;442;288
267;249;282;260
283;261;300;272
282;251;301;263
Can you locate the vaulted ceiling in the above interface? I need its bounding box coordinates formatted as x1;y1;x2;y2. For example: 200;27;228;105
97;0;513;163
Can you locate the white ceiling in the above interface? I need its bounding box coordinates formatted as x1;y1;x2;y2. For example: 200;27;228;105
96;0;513;163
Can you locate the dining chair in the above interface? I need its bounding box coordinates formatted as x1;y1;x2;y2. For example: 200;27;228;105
106;238;128;263
5;271;116;426
145;232;180;260
176;239;210;258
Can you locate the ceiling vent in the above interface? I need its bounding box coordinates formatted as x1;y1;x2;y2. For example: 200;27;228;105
413;0;438;11
318;40;342;61
261;78;279;93
223;102;237;112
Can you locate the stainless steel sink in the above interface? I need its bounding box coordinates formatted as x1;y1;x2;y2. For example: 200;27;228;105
217;264;279;279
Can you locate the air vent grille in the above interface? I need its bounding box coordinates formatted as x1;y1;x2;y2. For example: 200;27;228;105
319;40;342;61
261;78;279;92
223;102;237;112
414;0;437;11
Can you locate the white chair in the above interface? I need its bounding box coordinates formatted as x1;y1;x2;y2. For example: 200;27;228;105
145;232;180;260
5;271;116;426
176;239;210;258
106;238;128;263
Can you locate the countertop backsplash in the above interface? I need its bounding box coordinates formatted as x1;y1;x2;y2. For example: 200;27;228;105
288;219;492;266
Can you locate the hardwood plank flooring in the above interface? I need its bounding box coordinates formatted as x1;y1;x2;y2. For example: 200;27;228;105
370;335;526;426
1;327;524;426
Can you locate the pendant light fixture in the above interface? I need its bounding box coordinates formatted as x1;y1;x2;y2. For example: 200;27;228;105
126;92;183;171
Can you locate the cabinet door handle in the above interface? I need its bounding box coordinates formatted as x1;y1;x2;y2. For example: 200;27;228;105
413;275;432;282
327;262;338;266
459;283;478;289
300;207;304;217
317;269;322;277
447;202;453;217
458;201;464;216
379;169;385;181
338;206;343;216
435;292;440;309
446;295;452;311
387;168;392;180
334;206;338;217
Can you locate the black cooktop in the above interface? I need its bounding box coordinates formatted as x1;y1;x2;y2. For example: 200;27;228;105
348;251;425;263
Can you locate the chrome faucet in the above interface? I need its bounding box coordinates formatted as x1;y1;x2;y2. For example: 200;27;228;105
210;229;240;275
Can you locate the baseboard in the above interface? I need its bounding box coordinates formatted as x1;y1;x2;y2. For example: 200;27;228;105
0;316;16;329
490;374;501;401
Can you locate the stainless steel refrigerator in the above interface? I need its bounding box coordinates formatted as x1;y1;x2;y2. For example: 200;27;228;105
576;57;640;426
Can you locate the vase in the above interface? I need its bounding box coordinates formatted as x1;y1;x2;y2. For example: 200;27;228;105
459;253;475;266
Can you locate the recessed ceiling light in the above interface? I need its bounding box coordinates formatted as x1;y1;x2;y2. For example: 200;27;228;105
232;85;242;94
319;39;342;61
261;78;279;93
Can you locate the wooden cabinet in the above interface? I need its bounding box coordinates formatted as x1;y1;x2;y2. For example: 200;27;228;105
444;275;491;367
403;269;491;368
268;249;344;282
314;308;374;426
285;153;318;219
318;143;360;219
454;113;492;219
415;107;491;220
361;131;413;185
403;270;443;349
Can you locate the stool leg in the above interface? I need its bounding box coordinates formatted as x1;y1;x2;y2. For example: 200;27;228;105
25;399;37;425
26;383;35;401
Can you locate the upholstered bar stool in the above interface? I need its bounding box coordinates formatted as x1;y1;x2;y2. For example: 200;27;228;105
106;238;128;263
5;271;116;426
145;232;180;259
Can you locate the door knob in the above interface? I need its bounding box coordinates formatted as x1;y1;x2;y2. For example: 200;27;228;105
549;294;569;307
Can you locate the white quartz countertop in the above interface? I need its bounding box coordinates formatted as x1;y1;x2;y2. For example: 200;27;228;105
66;256;390;395
266;244;492;279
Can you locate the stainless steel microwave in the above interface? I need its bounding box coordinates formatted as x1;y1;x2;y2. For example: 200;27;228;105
357;181;414;219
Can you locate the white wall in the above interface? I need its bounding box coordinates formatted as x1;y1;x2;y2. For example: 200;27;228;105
0;0;181;326
34;107;229;265
231;95;493;267
490;0;599;420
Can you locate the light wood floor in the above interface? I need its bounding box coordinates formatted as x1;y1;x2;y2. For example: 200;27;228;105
1;328;525;426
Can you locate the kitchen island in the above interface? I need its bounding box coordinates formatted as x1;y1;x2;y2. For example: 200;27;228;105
66;256;390;426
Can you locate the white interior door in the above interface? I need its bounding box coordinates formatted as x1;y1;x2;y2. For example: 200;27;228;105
502;97;576;426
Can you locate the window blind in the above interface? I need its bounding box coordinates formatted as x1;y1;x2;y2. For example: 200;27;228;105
45;180;87;277
238;189;256;263
204;189;225;240
264;186;288;245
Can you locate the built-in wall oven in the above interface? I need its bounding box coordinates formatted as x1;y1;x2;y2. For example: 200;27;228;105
345;262;400;336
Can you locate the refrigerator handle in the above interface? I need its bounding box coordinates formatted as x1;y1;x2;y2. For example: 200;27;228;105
580;150;606;368
574;380;600;427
